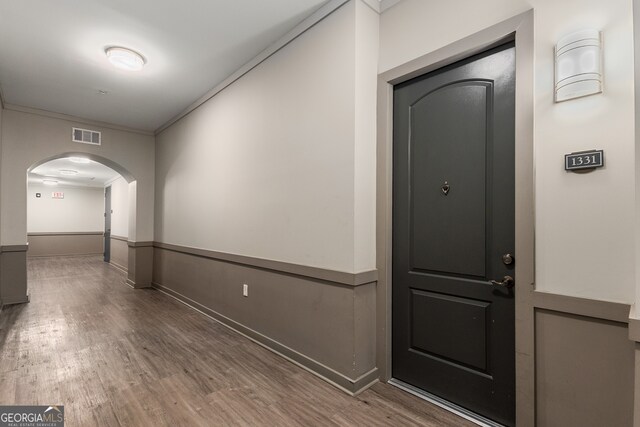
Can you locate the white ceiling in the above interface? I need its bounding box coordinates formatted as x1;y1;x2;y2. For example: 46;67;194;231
0;0;329;131
28;158;120;188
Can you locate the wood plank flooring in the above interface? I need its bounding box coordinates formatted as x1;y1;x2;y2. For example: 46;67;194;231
0;255;473;426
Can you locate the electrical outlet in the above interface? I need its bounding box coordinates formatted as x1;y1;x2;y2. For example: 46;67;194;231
242;284;248;297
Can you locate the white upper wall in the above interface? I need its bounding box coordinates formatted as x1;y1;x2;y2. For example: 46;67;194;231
381;0;635;303
109;176;129;238
379;0;531;73
156;1;379;273
27;184;104;233
0;108;155;244
635;0;640;311
353;1;379;272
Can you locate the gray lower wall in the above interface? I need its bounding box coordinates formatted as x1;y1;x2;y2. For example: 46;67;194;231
27;232;103;257
128;243;153;288
152;243;378;394
535;304;635;426
110;236;128;271
635;343;640;427
0;246;28;305
129;240;640;421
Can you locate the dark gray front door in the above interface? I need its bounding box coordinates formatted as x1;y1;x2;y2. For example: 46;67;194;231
392;43;516;426
104;185;111;263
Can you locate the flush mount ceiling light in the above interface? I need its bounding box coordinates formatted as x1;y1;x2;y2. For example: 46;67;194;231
69;157;91;164
105;46;146;71
59;169;78;176
43;179;58;186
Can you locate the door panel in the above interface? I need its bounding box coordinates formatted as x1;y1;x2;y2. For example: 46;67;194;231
410;290;490;372
410;82;489;277
393;42;516;426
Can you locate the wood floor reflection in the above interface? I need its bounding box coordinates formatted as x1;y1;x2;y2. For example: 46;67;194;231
0;255;473;426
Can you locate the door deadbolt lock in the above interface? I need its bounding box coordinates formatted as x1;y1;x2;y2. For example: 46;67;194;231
502;253;514;265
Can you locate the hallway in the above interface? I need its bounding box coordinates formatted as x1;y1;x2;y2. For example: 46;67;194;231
0;256;471;426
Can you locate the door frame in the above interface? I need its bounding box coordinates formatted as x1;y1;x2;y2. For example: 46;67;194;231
104;185;112;263
376;10;535;426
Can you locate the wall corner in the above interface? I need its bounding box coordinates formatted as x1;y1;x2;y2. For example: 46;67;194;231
127;242;153;288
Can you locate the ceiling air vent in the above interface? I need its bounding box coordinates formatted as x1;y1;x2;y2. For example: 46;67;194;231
72;127;101;146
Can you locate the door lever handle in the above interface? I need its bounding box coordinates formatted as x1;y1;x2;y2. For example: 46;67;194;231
490;275;514;289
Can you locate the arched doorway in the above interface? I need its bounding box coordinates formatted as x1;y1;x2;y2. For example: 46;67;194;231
27;154;132;269
0;111;155;307
27;152;140;287
28;152;136;183
0;152;153;306
26;151;152;285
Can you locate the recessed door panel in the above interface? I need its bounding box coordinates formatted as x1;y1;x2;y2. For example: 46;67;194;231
410;289;490;372
410;83;490;277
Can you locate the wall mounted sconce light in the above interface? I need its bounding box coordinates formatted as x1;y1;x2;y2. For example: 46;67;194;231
555;29;602;102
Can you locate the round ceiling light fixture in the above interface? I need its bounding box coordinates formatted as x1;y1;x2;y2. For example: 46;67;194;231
105;46;145;71
69;157;91;164
59;169;79;176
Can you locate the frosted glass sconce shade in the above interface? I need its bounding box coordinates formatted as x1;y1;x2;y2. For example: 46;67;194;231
555;30;602;102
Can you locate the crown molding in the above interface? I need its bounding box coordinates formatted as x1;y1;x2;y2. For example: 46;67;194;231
360;0;381;13
380;0;403;13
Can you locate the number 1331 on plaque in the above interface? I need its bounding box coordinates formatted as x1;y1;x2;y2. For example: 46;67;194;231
565;150;604;171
